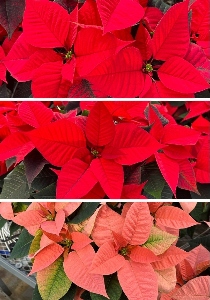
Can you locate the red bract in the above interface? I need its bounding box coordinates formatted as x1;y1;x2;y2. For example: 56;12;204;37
57;102;161;198
1;0;209;97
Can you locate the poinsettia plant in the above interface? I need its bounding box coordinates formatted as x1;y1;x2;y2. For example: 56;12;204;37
0;0;209;98
0;100;209;199
0;201;209;300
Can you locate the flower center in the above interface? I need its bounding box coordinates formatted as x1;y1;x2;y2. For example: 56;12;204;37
145;63;153;72
119;247;128;256
91;149;100;158
65;50;73;61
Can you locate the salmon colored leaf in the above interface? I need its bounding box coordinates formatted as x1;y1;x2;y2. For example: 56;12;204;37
28;119;86;167
0;202;14;220
85;47;144;97
57;159;98;199
92;204;124;247
155;206;198;229
64;245;108;297
158;56;210;94
122;202;152;245
155;152;179;197
55;203;81;217
13;210;44;228
152;1;189;60
85;102;115;147
155;267;176;293
178;245;210;281
90;241;125;275
41;210;65;235
71;232;92;251
180;202;197;214
117;260;158;300
30;243;64;274
129;246;158;263
97;0;145;33
105;123;161;165
172;276;210;300
90;158;124;199
18;101;53;128
23;0;69;48
142;226;177;255
152;246;188;270
37;257;71;300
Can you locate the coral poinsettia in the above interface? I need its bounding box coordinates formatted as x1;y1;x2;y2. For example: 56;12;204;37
90;203;158;299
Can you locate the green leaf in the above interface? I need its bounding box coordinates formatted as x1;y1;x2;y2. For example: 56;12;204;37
169;101;186;107
69;202;100;224
0;216;7;229
189;234;210;251
191;183;210;199
148;0;171;13
31;166;57;191
81;291;92;300
142;226;177;255
161;182;173;199
190;202;204;222
10;228;33;259
37;257;71;300
29;229;43;256
32;183;56;199
0;164;30;199
141;163;165;199
13;202;29;213
33;285;43;300
9;222;22;236
59;284;77;300
90;274;122;300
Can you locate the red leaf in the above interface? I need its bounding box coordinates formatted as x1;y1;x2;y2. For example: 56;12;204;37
122;202;152;245
172;276;210;300
135;23;152;61
28;119;86;167
155;206;198;229
155;152;179;196
91;204;124;247
97;0;145;33
178;159;199;193
32;61;72;98
30;243;64;274
64;245;107;297
56;158;98;199
121;183;146;199
192;115;210;134
118;260;158;300
86;102;115;147
0;47;6;82
191;0;210;40
0;131;33;161
152;1;189;60
158;56;210;94
104;123;161;165
78;0;102;26
75;28;131;77
143;7;163;32
85;47;144;97
90;158;123;198
90;241;125;274
23;0;69;48
65;5;78;49
161;124;200;145
18;101;53;128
